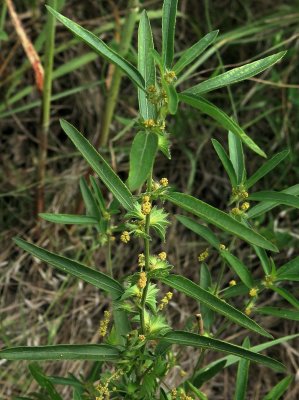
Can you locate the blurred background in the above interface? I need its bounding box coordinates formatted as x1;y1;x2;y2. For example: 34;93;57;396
0;0;298;398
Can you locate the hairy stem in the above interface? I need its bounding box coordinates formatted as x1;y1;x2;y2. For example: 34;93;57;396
140;171;152;333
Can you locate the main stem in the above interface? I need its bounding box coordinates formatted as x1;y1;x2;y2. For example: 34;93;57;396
140;171;152;333
37;0;56;214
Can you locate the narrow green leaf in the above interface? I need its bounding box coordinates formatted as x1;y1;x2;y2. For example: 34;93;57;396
200;263;214;331
256;307;299;321
176;215;220;249
228;132;245;184
234;337;250;400
46;6;145;89
202;334;299;371
180;94;266;157
60;120;134;211
173;30;219;74
80;177;102;219
211;139;237;187
162;331;284;371
246;150;289;188
186;381;208;400
165;192;278;252
162;0;178;68
221;251;254;288
192;360;226;387
29;363;62;400
262;376;293;400
249;191;299;209
14;238;124;299
184;52;286;95
0;344;120;361
138;11;156;119
128;131;158;191
39;213;98;225
160;275;272;338
90;176;107;215
165;83;178;114
247;184;299;218
254;246;271;275
271;286;299;309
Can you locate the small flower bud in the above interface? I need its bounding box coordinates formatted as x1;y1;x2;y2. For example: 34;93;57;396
231;207;243;216
241;202;250;211
137;271;147;289
229;280;237;287
141;201;152;215
159;177;169;187
143;118;156;128
198;249;209;262
249;287;258;297
245;307;252;316
120;231;130;243
219;244;226;250
158;251;167;261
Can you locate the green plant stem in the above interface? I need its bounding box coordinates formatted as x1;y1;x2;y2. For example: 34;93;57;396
37;0;56;214
140;171;153;333
106;235;113;277
98;0;139;148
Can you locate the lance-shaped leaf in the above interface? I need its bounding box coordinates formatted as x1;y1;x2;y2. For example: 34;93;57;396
180;93;266;157
29;363;62;400
248;191;299;209
254;246;271;275
247;184;299;218
184;51;286;95
138;11;156;119
0;344;120;361
176;215;220;249
39;213;98;225
192;360;226;387
162;0;178;69
220;251;254;289
256;307;299;321
60;119;134;211
201;333;299;371
14;238;124;300
46;6;145;89
165;192;278;252
80;177;102;219
128;131;158;191
173;30;219;74
165;83;178;114
271;286;299;309
160;275;272;338
246;150;289;189
234;337;250;400
211;138;237;187
262;376;293;400
229;132;246;185
162;331;284;371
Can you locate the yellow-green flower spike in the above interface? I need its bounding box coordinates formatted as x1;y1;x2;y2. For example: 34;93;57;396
143;118;156;128
120;231;130;243
159;177;169;187
249;287;258;297
158;251;167;261
241;201;250;211
137;271;147;289
198;249;209;262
